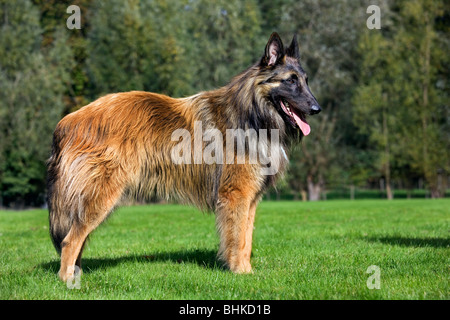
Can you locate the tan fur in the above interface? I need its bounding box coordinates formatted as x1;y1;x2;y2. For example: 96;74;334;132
48;89;281;281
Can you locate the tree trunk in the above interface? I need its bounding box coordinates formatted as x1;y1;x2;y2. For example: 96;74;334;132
307;175;321;201
421;21;442;198
382;107;393;200
386;182;393;200
301;190;307;202
430;187;441;199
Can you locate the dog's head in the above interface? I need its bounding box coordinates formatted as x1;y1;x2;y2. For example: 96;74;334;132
258;32;321;136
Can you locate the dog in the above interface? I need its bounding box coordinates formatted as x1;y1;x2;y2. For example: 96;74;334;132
47;32;321;282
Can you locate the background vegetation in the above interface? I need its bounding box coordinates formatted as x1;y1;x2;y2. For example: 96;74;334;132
0;0;448;207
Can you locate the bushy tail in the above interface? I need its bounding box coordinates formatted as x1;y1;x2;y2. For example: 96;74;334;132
49;210;72;255
47;172;72;255
49;214;70;255
47;134;72;255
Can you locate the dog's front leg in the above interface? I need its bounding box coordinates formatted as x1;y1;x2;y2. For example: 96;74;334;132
215;189;254;274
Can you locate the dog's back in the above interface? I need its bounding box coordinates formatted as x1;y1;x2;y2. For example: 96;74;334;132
47;91;218;255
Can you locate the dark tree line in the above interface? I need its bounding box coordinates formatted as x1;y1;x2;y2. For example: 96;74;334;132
0;0;448;207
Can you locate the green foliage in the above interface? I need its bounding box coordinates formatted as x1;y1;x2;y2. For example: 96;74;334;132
185;0;263;90
266;0;371;197
0;0;448;206
353;0;449;198
393;0;449;197
86;0;155;94
32;0;94;111
86;0;262;96
0;0;74;207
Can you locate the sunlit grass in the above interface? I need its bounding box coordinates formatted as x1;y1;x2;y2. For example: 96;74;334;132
0;199;448;299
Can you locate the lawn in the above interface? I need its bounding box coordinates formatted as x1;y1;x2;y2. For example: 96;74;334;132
0;199;448;300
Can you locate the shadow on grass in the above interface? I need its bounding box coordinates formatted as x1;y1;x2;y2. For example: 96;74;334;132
40;248;224;274
366;236;449;248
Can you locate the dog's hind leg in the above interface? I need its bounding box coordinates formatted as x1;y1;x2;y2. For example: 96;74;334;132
58;175;125;283
58;197;121;282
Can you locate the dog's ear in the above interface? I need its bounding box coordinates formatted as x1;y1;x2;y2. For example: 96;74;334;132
286;34;300;59
261;32;285;67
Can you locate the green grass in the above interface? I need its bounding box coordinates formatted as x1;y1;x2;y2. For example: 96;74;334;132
0;200;448;299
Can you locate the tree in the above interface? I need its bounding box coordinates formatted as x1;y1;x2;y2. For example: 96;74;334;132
266;0;368;200
86;0;154;95
352;30;398;200
33;0;94;113
394;0;448;198
353;0;448;198
185;0;263;91
140;0;195;97
288;111;339;201
0;0;73;207
86;0;194;98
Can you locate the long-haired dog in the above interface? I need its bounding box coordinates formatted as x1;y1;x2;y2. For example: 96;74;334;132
47;33;321;282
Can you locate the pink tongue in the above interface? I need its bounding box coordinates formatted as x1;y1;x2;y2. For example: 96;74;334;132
293;112;311;136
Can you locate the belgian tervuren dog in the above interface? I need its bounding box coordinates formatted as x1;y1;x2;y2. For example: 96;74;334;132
47;32;321;282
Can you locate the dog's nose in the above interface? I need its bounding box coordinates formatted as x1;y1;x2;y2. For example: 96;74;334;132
310;105;321;115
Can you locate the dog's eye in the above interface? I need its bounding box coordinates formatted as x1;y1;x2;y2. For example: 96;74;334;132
285;75;298;85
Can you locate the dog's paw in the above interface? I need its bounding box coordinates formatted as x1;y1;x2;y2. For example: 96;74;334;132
230;261;253;274
58;265;82;283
